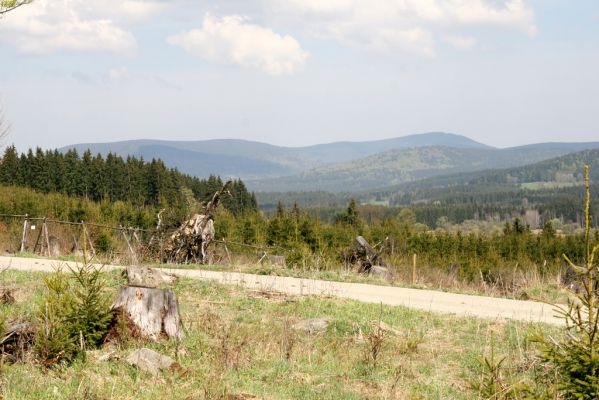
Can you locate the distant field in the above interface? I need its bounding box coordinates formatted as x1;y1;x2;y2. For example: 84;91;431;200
2;269;556;400
519;181;579;190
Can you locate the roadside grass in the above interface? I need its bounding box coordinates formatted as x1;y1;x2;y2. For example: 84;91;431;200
0;269;557;399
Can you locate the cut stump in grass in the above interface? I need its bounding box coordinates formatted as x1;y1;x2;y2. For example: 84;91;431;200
125;266;177;288
112;286;184;342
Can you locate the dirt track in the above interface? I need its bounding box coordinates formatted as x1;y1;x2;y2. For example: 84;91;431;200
1;255;563;325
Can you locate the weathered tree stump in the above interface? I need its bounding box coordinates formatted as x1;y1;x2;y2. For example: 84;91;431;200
125;266;177;288
112;266;183;342
112;286;184;342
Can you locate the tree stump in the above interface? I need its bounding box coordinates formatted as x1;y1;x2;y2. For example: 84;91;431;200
112;286;184;342
125;266;177;288
113;267;183;342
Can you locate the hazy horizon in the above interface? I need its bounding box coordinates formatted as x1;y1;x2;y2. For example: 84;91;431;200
49;132;599;153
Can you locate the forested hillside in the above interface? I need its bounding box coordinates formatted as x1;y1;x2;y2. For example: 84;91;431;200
250;145;599;192
0;146;257;218
379;148;599;193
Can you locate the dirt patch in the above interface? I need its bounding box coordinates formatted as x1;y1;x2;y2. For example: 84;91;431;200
246;290;296;302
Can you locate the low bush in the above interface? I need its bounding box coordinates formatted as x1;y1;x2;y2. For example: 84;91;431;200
34;262;113;367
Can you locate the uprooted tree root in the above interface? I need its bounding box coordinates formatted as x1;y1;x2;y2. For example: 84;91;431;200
0;289;15;305
0;320;35;363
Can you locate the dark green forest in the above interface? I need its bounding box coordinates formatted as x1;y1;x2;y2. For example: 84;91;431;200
0;146;257;219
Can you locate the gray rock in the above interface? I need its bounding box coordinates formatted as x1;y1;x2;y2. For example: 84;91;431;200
292;317;332;334
126;348;175;375
369;265;392;280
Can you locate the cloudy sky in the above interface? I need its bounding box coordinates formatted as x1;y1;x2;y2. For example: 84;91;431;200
0;0;597;151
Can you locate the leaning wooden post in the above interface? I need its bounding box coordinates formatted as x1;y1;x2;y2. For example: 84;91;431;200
412;253;417;284
19;214;28;253
81;221;96;260
121;226;137;265
223;239;232;264
32;218;44;254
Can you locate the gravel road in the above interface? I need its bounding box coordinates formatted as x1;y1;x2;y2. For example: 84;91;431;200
1;255;563;325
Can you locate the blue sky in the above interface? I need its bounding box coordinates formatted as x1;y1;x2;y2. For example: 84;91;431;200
0;0;597;151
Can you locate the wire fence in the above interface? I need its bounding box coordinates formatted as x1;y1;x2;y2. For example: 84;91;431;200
0;213;289;266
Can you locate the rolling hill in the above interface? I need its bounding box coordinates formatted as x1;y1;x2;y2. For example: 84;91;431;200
60;134;599;193
368;148;599;206
60;132;489;180
249;143;599;192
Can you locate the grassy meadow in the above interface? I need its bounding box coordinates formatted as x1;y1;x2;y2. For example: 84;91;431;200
0;268;557;400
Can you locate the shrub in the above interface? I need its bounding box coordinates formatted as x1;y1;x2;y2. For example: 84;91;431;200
94;231;113;254
35;262;113;367
67;263;114;347
532;166;599;399
34;269;79;366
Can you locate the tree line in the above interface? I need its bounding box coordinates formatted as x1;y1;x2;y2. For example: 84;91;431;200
0;146;257;220
1;180;596;281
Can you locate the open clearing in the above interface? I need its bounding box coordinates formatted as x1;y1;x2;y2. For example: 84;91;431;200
0;267;556;400
1;256;563;325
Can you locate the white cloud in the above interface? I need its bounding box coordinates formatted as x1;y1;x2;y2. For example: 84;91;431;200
105;67;130;82
275;0;536;56
75;0;168;21
0;0;156;55
443;35;477;50
168;15;309;75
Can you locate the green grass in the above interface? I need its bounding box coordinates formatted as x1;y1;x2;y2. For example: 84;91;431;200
0;268;557;399
520;181;579;190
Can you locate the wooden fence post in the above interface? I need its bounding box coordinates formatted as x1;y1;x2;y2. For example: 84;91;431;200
223;239;232;264
412;253;417;285
122;226;137;265
32;217;44;254
19;214;28;253
81;221;95;259
43;219;51;257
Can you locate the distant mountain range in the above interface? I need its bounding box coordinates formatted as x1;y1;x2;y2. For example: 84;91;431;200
60;132;488;179
60;133;599;193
